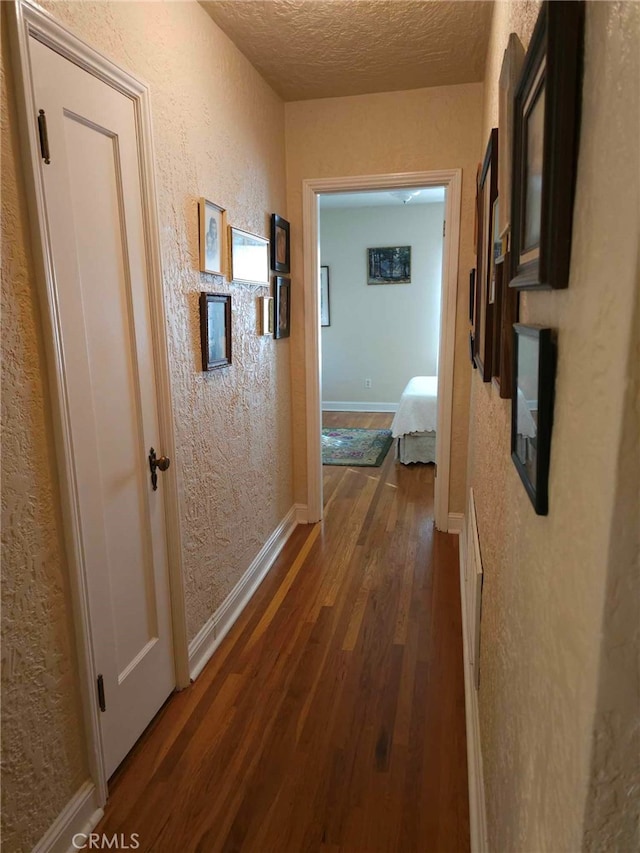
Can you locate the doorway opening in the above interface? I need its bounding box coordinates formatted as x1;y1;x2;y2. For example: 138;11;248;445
302;171;462;531
318;187;445;489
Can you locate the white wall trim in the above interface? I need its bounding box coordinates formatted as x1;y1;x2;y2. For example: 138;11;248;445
294;502;309;524
322;401;398;413
458;512;489;853
188;505;302;681
448;512;464;535
303;170;462;530
7;0;189;807
32;781;103;853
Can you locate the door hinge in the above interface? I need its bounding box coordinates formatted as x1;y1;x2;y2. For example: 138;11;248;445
434;463;438;478
97;674;106;712
442;221;446;238
37;109;51;164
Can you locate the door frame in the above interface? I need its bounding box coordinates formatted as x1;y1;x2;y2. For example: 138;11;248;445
8;0;189;804
302;170;462;530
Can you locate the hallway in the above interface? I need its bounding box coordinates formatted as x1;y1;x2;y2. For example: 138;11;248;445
96;416;469;851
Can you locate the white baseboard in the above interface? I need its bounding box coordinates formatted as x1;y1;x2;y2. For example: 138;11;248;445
448;512;464;534
458;517;489;853
33;780;103;853
188;504;304;681
322;401;398;413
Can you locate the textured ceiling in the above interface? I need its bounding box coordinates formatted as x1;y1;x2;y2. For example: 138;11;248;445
200;0;494;101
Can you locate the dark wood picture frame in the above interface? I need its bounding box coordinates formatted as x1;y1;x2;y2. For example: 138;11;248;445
473;128;498;381
511;325;556;515
494;251;519;399
469;268;476;324
274;276;291;339
320;265;330;327
509;1;584;290
270;214;290;274
199;292;231;370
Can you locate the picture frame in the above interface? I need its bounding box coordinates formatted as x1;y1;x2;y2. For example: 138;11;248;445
469;268;476;325
320;265;330;327
199;292;231;371
498;33;525;243
473;128;498;382
259;296;274;336
511;325;556;515
229;226;270;285
509;1;585;290
198;198;226;276
270;214;290;274
273;276;291;339
496;250;519;399
367;246;411;285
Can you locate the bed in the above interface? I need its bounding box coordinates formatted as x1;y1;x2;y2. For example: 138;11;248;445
391;376;438;464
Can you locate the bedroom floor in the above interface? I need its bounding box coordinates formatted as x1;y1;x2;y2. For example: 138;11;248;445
96;411;469;851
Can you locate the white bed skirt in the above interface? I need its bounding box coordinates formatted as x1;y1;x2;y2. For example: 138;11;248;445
397;431;436;464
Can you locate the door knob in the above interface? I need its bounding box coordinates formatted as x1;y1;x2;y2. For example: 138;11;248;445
148;447;170;491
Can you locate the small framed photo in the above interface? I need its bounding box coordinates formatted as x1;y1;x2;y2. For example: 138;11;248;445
367;246;411;285
320;265;330;327
274;276;291;339
498;33;525;242
511;325;556;515
198;199;226;276
259;296;274;336
468;268;476;325
473;128;498;382
509;1;584;290
229;227;269;285
270;214;290;274
199;292;231;371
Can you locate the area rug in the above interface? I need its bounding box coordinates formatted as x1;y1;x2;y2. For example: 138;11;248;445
321;427;394;467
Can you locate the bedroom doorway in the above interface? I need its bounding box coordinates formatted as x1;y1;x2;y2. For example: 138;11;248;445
302;170;462;532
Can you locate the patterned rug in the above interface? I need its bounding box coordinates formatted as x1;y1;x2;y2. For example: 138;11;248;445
322;427;394;467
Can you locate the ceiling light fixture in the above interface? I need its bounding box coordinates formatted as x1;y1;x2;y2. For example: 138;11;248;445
390;190;421;204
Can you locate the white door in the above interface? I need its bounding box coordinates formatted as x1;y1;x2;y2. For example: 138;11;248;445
30;36;175;778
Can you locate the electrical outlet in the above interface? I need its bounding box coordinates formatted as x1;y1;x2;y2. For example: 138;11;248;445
364;378;372;389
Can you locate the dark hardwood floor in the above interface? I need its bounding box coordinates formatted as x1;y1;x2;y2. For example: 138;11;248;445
97;412;469;852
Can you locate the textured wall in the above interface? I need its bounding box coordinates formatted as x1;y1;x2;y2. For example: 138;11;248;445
470;2;640;850
320;202;444;404
1;2;291;849
285;83;483;514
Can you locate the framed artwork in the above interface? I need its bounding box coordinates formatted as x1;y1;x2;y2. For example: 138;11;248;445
367;246;411;285
270;214;290;274
259;296;274;336
496;250;519;399
489;197;501;305
274;276;291;339
199;292;231;371
511;325;556;515
229;227;269;285
469;268;476;325
498;33;525;243
509;1;585;290
320;265;330;327
473;128;498;382
198;199;226;276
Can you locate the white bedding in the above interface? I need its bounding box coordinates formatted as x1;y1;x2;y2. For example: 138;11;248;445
391;376;438;438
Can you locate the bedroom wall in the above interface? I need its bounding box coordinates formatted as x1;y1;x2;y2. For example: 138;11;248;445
1;2;290;849
469;1;640;850
285;82;483;514
320;202;444;406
